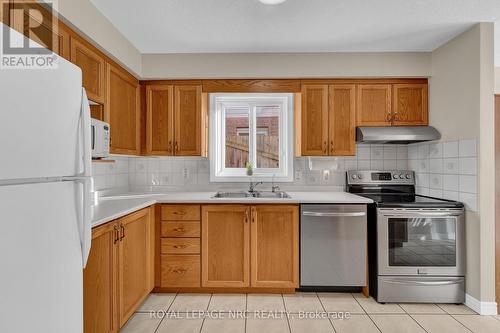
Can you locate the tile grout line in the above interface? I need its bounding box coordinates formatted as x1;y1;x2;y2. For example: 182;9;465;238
197;293;212;333
244;294;248;333
281;293;293;333
154;293;178;333
449;314;475;332
406;313;431;333
351;294;382;333
316;292;338;333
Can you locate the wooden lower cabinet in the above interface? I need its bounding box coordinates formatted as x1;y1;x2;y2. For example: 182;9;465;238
118;208;154;327
83;221;119;333
161;255;201;287
251;205;299;288
199;204;299;290
201;205;250;288
84;207;154;333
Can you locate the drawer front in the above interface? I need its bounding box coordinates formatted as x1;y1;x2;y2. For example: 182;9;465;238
161;238;200;254
161;255;200;287
161;221;200;238
162;205;200;221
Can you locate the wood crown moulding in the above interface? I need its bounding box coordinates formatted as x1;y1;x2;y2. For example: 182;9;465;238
139;78;428;93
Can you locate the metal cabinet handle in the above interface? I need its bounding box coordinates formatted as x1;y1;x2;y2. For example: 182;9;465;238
302;211;366;217
120;225;125;241
173;244;187;249
386;112;392;122
174;141;179;154
245;209;249;224
330;140;334;154
251;208;256;224
172;268;187;274
168;140;173;153
113;225;120;244
173;227;185;232
323;141;327;155
174;210;186;215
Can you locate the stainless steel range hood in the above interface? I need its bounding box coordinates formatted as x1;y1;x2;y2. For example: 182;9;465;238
356;126;441;144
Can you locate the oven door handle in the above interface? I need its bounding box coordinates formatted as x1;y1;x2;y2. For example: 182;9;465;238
302;211;366;217
383;278;462;286
381;212;463;217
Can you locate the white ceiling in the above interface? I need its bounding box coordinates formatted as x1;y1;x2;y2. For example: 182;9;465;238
90;0;500;62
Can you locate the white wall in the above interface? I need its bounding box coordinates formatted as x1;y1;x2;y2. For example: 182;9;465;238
495;67;500;94
429;23;496;307
141;52;431;79
45;0;142;76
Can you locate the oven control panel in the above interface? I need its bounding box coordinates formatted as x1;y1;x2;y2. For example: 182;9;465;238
347;170;415;185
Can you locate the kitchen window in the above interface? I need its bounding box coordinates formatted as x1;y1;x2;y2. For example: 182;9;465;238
209;93;293;182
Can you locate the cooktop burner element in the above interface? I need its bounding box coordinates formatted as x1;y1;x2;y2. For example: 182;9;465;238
346;170;464;209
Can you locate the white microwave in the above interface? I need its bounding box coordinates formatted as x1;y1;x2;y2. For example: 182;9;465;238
91;118;110;158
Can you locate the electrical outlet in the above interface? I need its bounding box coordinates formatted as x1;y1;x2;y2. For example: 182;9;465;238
183;167;189;179
294;170;302;181
323;170;330;181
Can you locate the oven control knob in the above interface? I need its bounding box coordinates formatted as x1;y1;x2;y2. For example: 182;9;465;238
405;174;411;179
399;174;404;179
351;174;357;179
393;174;398;179
358;174;363;179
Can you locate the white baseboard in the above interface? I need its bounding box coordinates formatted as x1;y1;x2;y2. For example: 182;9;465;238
465;293;498;315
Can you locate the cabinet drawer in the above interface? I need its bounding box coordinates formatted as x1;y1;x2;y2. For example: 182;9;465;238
161;238;200;254
161;205;200;221
161;221;200;238
161;255;200;287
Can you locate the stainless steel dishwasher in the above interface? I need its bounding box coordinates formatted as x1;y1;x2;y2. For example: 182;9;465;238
300;204;367;288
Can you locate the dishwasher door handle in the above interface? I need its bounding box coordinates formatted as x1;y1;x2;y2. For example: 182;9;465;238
302;211;366;217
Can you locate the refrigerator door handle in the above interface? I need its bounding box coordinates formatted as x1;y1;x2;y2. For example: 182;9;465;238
80;88;92;177
76;177;92;268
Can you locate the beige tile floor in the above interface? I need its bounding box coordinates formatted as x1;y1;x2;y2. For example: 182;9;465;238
121;292;500;333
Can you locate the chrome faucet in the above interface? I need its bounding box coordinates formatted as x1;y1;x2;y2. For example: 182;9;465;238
248;181;263;193
271;174;280;193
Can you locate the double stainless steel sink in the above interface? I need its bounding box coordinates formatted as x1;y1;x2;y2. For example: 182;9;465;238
212;191;291;199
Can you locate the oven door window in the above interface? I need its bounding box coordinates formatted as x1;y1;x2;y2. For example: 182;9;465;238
388;217;456;266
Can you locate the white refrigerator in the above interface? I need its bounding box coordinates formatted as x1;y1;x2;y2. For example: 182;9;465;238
0;24;92;333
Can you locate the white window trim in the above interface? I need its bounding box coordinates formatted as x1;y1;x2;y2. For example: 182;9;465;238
209;93;294;182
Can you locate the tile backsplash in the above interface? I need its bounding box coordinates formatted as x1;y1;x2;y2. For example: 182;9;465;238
408;139;478;211
92;140;477;212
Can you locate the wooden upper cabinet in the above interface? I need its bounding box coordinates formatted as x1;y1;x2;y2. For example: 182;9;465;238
392;84;428;126
201;205;250;288
118;208;153;327
7;2;70;60
84;222;118;333
301;84;329;156
174;85;203;156
251;205;299;288
146;85;174;155
70;38;105;103
329;85;356;156
356;84;392;126
106;63;140;155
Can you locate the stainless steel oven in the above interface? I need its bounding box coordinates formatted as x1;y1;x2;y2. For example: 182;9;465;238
377;207;465;276
347;170;466;304
376;207;465;303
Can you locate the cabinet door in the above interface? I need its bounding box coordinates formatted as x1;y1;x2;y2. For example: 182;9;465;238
118;208;153;327
251;205;299;288
70;37;105;103
146;85;174;155
356;84;392;126
301;84;329;156
83;222;119;333
392;84;428;126
329;85;356;156
7;3;70;60
106;63;140;155
174;85;202;156
201;205;250;287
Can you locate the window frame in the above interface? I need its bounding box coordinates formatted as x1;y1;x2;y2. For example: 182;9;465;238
209;93;294;182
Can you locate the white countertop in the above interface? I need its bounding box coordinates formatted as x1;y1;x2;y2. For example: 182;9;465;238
92;191;372;228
